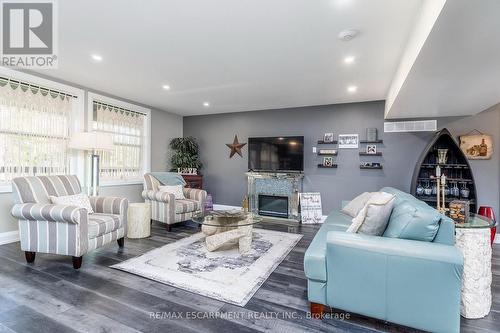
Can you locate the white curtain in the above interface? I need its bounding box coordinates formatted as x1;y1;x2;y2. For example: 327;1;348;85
92;102;144;181
0;80;73;184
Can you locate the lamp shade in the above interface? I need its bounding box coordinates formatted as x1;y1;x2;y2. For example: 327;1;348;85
69;132;114;151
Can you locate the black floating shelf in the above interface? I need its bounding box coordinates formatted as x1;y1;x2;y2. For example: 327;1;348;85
360;165;383;169
359;152;382;156
416;196;475;204
420;163;469;169
360;140;383;144
318;153;338;156
418;177;474;183
317;140;338;145
318;164;338;168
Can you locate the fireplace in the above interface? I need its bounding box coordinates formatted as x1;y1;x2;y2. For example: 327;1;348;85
246;171;303;221
258;195;289;218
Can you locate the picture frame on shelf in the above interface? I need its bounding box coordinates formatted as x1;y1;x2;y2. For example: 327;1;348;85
319;149;337;155
366;144;377;154
323;133;334;143
366;128;378;142
323;156;333;167
338;134;359;149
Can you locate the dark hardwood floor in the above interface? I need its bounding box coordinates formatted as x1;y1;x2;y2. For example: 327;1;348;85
0;220;498;333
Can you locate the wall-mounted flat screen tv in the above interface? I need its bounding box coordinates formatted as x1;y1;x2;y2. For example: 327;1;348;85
248;136;304;172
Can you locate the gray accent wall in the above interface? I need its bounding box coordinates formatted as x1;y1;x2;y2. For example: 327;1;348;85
184;101;500;219
0;72;182;234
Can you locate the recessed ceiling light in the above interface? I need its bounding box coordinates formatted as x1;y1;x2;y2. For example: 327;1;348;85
203;102;210;107
344;56;355;64
347;85;358;93
90;54;103;62
338;29;359;41
334;0;352;7
162;84;171;91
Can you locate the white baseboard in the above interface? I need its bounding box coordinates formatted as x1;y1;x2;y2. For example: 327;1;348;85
0;230;19;245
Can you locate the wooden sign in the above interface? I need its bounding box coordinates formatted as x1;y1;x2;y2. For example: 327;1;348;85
299;192;323;224
459;133;493;160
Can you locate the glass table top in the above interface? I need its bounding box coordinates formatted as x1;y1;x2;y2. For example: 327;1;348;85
192;210;262;227
454;213;496;229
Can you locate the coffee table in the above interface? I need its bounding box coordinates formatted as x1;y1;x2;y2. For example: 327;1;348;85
455;213;496;318
192;210;262;253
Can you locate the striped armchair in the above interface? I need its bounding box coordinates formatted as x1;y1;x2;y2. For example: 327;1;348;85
142;173;206;231
10;175;128;269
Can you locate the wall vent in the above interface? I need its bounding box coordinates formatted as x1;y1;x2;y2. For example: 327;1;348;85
384;120;437;133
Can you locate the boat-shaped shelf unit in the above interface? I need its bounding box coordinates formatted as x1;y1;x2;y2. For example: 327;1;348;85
410;128;477;212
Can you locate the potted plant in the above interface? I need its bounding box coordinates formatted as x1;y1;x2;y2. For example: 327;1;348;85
169;137;203;174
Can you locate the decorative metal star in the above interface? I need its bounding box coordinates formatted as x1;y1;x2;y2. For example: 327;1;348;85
226;135;246;158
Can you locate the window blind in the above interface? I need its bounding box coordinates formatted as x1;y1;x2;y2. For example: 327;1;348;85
0;78;74;184
92;101;146;182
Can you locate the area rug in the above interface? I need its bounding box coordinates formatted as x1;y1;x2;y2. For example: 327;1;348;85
111;229;302;306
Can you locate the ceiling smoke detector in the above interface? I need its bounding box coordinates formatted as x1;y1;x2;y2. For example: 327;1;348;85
338;29;359;41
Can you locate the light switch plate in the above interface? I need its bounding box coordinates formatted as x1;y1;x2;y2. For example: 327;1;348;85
312;146;317;153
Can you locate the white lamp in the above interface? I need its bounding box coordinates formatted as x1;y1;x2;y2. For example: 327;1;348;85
69;132;114;196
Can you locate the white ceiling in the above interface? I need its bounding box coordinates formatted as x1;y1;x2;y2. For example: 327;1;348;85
385;0;500;119
33;0;422;116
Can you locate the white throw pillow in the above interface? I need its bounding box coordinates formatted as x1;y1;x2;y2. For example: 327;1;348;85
341;192;373;217
158;185;185;199
49;193;94;214
347;192;395;236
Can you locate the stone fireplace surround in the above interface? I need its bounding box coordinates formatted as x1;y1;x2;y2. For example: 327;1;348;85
246;171;304;221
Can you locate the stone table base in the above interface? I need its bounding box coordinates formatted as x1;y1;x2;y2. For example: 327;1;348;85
456;227;492;319
202;223;253;253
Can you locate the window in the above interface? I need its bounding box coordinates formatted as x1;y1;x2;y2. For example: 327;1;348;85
0;76;79;185
89;94;150;184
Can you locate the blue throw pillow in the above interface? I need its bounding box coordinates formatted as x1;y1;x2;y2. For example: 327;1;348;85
150;172;186;186
383;201;441;242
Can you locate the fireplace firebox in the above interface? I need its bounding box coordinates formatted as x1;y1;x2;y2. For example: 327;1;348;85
258;194;289;218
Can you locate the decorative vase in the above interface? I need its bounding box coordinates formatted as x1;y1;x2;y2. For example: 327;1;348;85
432;183;438;195
478;206;496;245
416;182;424;196
437;149;448;164
204;194;213;212
424;186;432;196
460;184;470;199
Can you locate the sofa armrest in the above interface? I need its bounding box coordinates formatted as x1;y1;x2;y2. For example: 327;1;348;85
89;196;128;215
326;231;463;333
11;203;86;224
142;190;175;203
327;231;463;265
183;188;207;203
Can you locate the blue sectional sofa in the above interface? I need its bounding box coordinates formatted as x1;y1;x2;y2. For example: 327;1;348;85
304;187;463;333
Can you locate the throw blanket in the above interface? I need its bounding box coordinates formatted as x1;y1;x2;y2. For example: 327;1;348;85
150;172;186;186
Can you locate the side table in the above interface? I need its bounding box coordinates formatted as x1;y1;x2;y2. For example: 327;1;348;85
181;174;203;189
127;203;151;239
455;213;495;319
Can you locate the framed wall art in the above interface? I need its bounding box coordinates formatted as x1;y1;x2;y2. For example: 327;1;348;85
459;130;493;160
338;134;359;149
